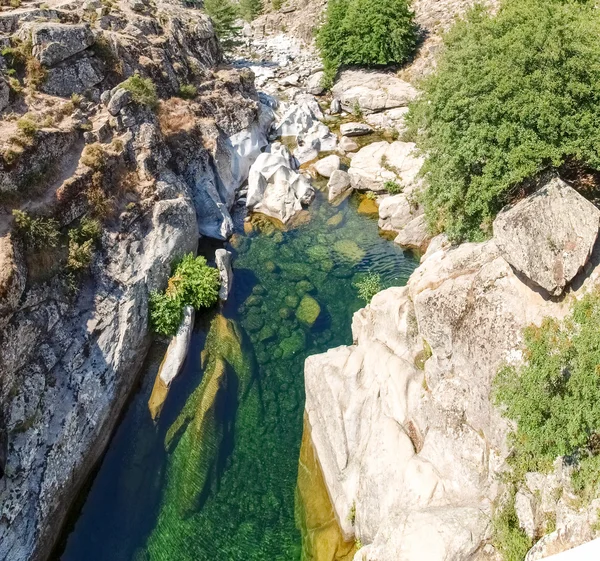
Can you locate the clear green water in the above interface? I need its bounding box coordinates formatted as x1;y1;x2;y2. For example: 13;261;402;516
55;190;418;561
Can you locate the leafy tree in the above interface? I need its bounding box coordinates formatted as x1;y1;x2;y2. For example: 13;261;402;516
149;254;221;336
204;0;240;50
494;290;600;501
408;0;600;242
317;0;417;87
238;0;263;22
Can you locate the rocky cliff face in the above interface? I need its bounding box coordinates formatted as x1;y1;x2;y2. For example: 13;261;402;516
304;179;600;560
0;2;270;560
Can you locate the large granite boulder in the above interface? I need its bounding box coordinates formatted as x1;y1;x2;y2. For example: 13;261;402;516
42;53;105;97
493;178;600;296
275;96;323;137
332;70;418;114
246;143;315;224
349;141;423;192
379;193;431;252
30;23;95;67
303;180;600;559
327;170;352;203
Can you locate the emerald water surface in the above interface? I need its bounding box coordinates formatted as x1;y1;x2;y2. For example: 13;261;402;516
55;191;418;561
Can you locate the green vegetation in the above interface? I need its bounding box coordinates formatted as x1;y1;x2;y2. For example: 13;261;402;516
354;272;381;303
204;0;240;50
177;84;197;99
120;74;158;109
80;143;106;170
408;0;600;242
492;493;532;561
384;180;403;195
238;0;263;22
272;0;283;9
67;217;102;272
317;0;418;87
495;290;600;502
12;209;60;249
149;254;220;336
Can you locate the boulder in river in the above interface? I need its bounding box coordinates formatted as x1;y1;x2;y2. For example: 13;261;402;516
339;122;373;137
215;249;233;301
332;70;418;114
349;141;423;192
327;170;352;204
247;143;315;224
306;71;326;95
148;306;195;420
493;177;600;296
313;155;341;178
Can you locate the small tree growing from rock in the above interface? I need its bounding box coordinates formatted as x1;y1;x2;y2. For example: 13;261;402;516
204;0;240;50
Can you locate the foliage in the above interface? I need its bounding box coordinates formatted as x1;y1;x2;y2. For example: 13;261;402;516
149;254;221;336
384;180;403;195
354;272;381;303
316;0;417;88
238;0;263;22
25;56;46;89
120;74;158;109
12;209;60;249
17;116;38;137
272;0;283;9
177;84;197;99
149;292;183;337
494;290;600;502
81;143;106;170
407;0;600;242
67;238;94;271
204;0;240;50
492;492;532;561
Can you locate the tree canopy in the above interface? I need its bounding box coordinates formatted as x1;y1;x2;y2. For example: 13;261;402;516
408;0;600;241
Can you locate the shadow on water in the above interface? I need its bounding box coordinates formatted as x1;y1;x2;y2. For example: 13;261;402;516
54;190;419;561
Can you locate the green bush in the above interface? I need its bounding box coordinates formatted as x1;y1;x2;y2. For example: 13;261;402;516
317;0;417;88
204;0;240;50
407;0;600;242
120;74;158;109
494;290;600;501
492;492;532;561
384;180;403;195
354;272;381;303
12;209;60;249
149;254;221;336
177;84;197;99
149;292;184;337
66;216;101;272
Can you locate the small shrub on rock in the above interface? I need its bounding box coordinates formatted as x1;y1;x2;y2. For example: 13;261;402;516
120;74;158;109
17;115;38;137
384;180;403;195
495;289;600;502
150;254;221;336
177;84;197;99
354;272;381;303
81;143;106;170
408;0;600;242
12;209;60;249
317;0;418;87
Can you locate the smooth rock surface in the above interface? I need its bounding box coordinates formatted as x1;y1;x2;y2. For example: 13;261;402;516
339;122;373;137
327;170;352;203
0;76;9;112
247;143;315;224
332;70;418;114
313;155;340;178
493;178;600;295
215;249;233;301
349;141;423;192
306;71;325;95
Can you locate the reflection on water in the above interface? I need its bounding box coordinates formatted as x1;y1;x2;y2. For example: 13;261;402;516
56;191;418;561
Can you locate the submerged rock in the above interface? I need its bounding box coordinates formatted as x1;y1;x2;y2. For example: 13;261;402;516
493;177;600;296
296;295;321;326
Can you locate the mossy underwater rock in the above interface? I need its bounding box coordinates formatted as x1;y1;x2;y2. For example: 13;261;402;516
333;239;366;262
296;417;356;561
279;330;306;359
149;315;252;555
296;295;321;326
357;197;379;216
